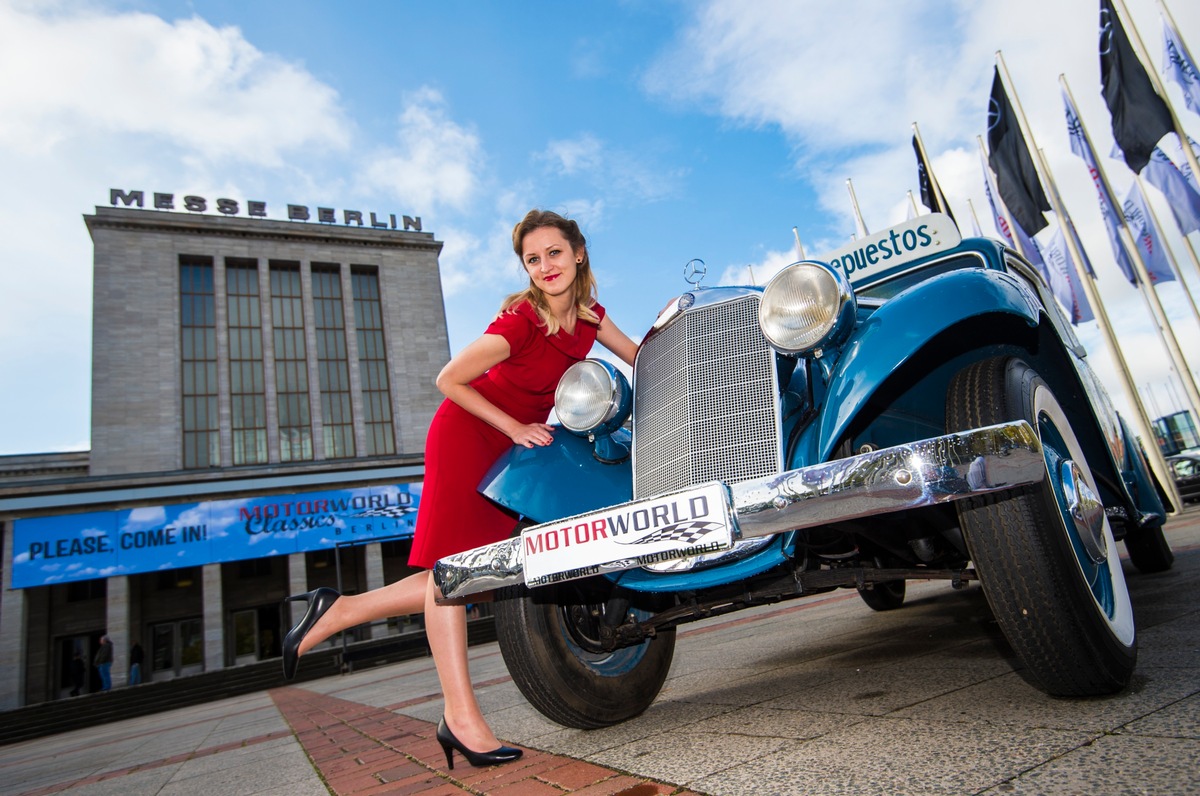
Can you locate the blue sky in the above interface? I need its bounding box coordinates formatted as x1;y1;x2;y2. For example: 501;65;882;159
1;0;1198;454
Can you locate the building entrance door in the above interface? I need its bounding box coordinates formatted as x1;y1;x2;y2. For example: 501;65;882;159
232;609;258;665
232;605;282;664
150;618;204;680
55;633;101;699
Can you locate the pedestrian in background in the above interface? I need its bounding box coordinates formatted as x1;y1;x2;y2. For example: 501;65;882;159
69;650;85;696
94;634;113;691
129;640;144;685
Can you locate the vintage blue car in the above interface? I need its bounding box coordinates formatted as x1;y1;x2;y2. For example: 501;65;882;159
434;213;1175;729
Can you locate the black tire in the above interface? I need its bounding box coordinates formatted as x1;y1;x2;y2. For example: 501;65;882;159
947;357;1136;696
1123;522;1174;574
493;583;675;729
857;580;906;611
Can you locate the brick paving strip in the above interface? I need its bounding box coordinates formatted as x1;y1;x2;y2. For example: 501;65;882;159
271;687;703;796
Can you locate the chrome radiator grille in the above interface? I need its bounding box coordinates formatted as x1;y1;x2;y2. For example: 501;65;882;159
632;294;782;499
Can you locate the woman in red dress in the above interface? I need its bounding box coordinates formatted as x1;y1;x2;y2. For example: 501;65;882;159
281;209;638;768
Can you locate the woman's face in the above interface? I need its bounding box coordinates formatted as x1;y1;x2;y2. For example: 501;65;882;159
521;226;579;298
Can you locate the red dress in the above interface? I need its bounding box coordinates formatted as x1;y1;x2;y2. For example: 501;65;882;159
408;300;606;568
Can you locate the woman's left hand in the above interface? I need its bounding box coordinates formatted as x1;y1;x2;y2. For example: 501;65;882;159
510;422;555;448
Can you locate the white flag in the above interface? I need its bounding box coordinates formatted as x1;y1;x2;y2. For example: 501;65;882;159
1040;225;1094;324
1163;13;1200;116
1175;136;1200;193
1063;87;1138;284
1122;181;1175;285
1143;148;1200;234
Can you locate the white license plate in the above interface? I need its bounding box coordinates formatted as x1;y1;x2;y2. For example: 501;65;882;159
521;481;735;587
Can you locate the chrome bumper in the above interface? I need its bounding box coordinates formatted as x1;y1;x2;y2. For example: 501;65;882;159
434;420;1043;599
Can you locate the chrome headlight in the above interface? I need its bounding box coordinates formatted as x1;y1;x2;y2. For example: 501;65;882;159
554;359;631;437
758;260;856;356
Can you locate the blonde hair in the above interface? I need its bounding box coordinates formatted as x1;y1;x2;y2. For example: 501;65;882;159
500;209;600;335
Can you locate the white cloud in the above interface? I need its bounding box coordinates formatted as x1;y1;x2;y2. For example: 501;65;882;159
645;0;967;149
0;1;351;164
715;247;797;287
538;135;684;204
358;88;483;210
543;134;606;175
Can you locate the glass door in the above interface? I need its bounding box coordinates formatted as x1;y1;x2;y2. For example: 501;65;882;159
233;609;259;665
151;618;205;680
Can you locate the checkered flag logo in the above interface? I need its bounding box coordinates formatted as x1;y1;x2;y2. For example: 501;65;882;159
352;506;416;519
617;520;724;546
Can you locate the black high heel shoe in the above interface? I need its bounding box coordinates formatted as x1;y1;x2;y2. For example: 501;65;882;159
281;587;340;680
435;716;522;769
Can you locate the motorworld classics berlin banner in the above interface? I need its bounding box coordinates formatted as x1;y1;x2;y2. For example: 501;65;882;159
10;484;421;589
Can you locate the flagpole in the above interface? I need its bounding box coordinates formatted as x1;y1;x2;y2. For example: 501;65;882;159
792;226;806;260
967;198;984;236
1060;72;1200;421
1037;143;1184;510
994;52;1051;249
976;134;1031;260
913;122;952;214
846;179;869;237
1135;172;1200;332
907;190;921;218
1182;237;1200;288
1115;0;1200;196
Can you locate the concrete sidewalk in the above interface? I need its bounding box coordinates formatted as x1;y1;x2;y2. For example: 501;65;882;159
2;507;1198;796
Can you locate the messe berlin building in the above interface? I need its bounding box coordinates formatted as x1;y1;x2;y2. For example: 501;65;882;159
0;194;450;709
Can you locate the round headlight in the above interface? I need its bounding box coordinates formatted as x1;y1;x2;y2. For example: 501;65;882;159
758;261;854;355
554;359;631;435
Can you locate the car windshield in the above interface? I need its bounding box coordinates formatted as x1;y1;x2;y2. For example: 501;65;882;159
855;254;985;301
1173;458;1199;477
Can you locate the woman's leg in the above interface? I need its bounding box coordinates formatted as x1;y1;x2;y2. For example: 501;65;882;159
424;574;505;752
297;571;429;656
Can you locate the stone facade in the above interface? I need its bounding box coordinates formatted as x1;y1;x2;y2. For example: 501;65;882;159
85;207;449;475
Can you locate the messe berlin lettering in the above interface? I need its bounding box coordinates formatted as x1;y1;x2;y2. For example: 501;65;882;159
11;485;420;589
109;189;422;232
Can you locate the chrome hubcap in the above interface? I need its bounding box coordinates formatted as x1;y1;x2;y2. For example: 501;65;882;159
1059;459;1107;562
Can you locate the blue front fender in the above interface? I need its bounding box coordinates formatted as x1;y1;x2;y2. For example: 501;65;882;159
812;268;1041;461
479;427;632;525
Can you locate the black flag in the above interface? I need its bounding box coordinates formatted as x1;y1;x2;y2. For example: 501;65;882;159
1099;0;1173;173
914;135;938;211
912;134;956;224
986;68;1049;235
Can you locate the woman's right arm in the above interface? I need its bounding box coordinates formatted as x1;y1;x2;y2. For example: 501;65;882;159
435;333;556;448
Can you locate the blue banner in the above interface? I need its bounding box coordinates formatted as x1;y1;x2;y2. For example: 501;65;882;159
11;484;421;589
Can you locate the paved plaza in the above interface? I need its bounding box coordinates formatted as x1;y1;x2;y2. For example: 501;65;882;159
2;506;1198;796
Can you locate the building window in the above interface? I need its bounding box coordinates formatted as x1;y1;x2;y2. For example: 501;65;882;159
352;267;395;455
66;579;106;602
312;264;356;458
226;259;267;465
180;257;219;468
237;557;273;578
270;263;313;462
156;567;198;590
